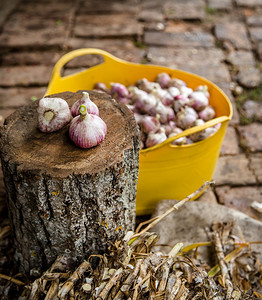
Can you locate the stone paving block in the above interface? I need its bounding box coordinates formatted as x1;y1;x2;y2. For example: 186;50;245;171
143;21;166;32
213;154;257;185
0;87;46;108
0;108;15;126
214;22;252;50
226;50;256;67
242;100;262;122
0;0;20;29
197;188;218;204
246;14;262;27
249;27;262;43
235;0;262;7
0;29;68;49
238;123;262;152
249;153;262;183
0;66;52;87
74;14;143;37
144;30;215;48
15;2;74;19
138;9;164;22
147;47;230;84
207;0;232;10
237;66;261;88
67;39;145;63
163;0;205;21
78;0;139;14
220;126;240;155
215;186;262;221
0;13;69;49
215;84;240;126
1;51;62;66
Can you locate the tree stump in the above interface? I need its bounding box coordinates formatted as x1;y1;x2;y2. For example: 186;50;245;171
0;90;140;275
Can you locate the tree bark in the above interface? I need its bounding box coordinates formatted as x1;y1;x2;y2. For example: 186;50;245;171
0;90;140;275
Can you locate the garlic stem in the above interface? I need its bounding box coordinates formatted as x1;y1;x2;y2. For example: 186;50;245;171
44;110;55;121
79;105;87;116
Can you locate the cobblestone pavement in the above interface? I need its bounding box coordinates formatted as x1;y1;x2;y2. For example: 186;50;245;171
0;0;261;225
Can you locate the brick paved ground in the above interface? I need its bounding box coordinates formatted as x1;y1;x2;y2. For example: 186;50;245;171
0;0;261;224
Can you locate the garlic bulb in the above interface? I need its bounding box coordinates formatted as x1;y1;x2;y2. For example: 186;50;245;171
168;127;187;145
145;128;167;148
110;82;129;100
176;107;198;129
136;78;160;93
195;85;210;98
140;115;160;134
37;97;71;133
173;95;191;112
71;92;99;117
69;105;107;149
198;105;215;121
94;82;108;93
156;72;171;88
189;91;209;111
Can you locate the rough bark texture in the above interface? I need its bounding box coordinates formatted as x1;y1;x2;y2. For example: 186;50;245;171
0;90;140;275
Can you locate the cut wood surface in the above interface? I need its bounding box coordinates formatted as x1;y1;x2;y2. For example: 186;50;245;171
0;90;140;274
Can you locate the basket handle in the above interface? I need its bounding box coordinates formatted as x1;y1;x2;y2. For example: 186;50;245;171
141;115;230;153
50;48;125;81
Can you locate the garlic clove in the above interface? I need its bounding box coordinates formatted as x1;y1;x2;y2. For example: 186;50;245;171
71;92;99;117
69;105;107;149
37;97;72;133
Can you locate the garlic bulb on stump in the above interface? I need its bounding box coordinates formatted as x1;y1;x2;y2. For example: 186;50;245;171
71;91;99;117
37;97;72;133
69;104;107;149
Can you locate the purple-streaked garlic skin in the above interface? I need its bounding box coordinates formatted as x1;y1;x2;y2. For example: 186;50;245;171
94;82;108;93
69;105;107;149
189;91;209;111
168;78;187;89
195;85;210;99
136;78;160;93
168;127;186;145
180;86;193;97
176;107;198;129
161;120;176;136
140;115;160;134
190;119;217;142
168;87;180;98
156;72;171;88
37;97;71;133
173;95;191;112
198;105;215;121
145;129;167;148
71;92;99;117
156;102;175;124
190;126;217;142
110;82;129;99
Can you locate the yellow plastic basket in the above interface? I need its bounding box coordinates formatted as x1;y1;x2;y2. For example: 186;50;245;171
45;48;232;215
